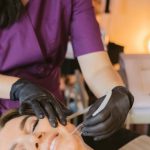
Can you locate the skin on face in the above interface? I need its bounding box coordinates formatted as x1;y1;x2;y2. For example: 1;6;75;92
0;116;92;150
21;0;29;6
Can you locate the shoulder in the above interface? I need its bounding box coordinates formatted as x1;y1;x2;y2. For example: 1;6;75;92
60;0;91;8
27;0;73;11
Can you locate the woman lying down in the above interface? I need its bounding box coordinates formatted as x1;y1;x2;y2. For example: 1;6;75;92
0;109;93;150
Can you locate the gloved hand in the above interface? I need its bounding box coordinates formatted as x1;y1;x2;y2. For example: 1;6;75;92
10;78;72;127
82;86;134;141
0;0;25;28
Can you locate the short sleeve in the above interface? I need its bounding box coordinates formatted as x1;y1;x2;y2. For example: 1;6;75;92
70;0;104;57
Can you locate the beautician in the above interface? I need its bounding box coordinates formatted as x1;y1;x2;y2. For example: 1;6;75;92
0;0;134;141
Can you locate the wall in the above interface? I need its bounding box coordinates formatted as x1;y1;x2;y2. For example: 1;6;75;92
99;0;150;54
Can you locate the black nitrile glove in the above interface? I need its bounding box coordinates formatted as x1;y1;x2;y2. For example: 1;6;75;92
82;86;134;141
10;79;72;128
0;0;25;28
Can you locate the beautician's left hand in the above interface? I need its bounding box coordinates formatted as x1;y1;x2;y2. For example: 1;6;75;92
82;86;134;141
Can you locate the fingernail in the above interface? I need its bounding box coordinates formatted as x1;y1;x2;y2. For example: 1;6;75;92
49;120;57;128
19;111;23;115
94;137;100;141
51;122;57;128
61;120;67;126
39;114;44;119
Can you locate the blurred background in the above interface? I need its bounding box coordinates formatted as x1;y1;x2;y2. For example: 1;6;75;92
60;0;150;136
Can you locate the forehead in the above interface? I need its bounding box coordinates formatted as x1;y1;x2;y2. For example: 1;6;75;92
0;116;30;149
0;115;25;133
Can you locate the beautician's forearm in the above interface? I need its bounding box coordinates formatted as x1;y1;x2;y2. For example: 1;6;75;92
78;51;124;98
84;65;124;97
0;74;19;99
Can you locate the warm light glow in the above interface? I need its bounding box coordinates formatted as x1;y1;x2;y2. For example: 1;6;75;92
148;40;150;53
144;35;150;54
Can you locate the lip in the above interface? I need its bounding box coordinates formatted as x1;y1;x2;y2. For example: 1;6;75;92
47;133;59;150
49;136;58;150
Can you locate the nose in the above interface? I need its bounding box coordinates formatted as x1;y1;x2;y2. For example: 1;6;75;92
57;124;71;137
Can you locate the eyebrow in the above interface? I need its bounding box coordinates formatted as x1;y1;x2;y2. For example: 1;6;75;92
10;143;27;150
9;116;33;150
20;116;32;130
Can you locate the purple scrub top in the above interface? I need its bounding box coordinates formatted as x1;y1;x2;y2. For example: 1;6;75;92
0;0;104;115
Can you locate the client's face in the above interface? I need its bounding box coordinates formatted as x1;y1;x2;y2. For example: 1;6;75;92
0;116;91;150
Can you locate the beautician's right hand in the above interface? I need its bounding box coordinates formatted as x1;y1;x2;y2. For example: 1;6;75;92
10;78;72;128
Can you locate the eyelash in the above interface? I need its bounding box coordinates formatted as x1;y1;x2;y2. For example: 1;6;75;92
32;120;39;132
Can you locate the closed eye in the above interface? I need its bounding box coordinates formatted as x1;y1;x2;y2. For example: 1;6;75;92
10;143;27;150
